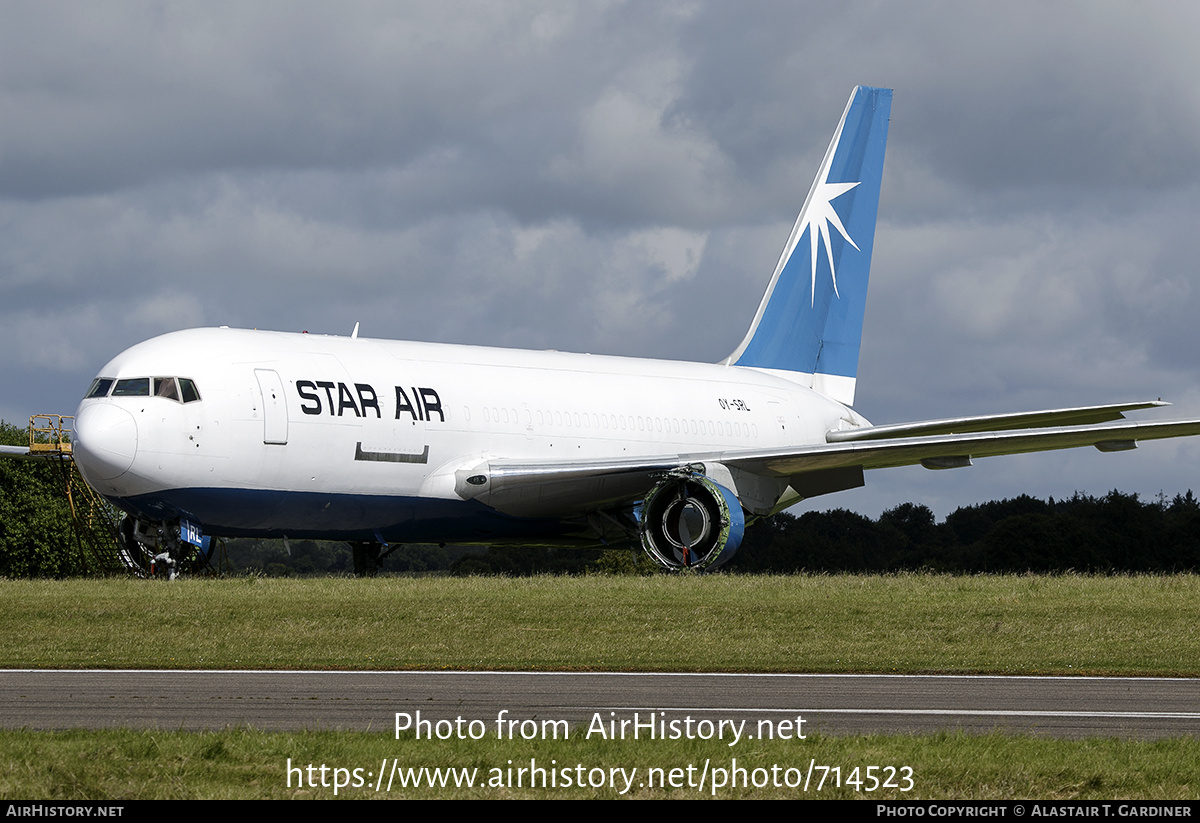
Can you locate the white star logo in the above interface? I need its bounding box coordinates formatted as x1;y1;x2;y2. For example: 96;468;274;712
800;176;860;305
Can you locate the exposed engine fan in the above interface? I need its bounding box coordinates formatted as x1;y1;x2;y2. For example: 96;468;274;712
639;472;745;571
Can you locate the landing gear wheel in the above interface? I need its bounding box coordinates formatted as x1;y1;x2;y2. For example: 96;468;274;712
351;541;382;576
116;516;210;578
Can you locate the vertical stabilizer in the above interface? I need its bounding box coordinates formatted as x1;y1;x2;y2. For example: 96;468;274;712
724;86;891;406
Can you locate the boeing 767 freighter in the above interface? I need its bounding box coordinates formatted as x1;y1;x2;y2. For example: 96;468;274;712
6;86;1198;572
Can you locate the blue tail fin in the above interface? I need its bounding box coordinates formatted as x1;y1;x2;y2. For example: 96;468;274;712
725;86;891;407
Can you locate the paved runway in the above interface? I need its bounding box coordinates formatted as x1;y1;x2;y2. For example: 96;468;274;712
3;670;1199;738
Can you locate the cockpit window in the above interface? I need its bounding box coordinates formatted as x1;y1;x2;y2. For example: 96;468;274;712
99;376;199;402
85;378;114;399
154;377;180;401
179;378;201;403
112;378;150;397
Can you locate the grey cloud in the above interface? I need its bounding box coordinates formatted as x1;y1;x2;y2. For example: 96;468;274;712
3;1;1200;517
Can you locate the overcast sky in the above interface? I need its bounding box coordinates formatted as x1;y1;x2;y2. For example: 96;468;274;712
3;1;1199;519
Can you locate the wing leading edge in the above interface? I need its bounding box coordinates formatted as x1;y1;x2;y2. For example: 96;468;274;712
726;416;1200;477
825;401;1170;442
455;404;1200;518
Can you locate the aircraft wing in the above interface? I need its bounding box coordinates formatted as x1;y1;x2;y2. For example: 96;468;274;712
0;444;41;461
457;405;1200;517
1;415;74;462
723;417;1200;476
457;455;687;518
0;444;73;461
823;401;1169;442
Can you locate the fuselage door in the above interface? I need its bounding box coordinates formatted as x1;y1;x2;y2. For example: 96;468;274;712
254;368;289;445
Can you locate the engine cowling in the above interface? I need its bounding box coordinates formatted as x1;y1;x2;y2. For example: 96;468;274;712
639;474;745;571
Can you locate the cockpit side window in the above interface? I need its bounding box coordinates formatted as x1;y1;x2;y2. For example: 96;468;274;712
112;378;150;397
85;378;114;399
179;378;201;403
154;377;180;401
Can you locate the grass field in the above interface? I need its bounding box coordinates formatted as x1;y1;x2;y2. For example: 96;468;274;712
3;573;1199;799
4;728;1199;799
2;573;1199;674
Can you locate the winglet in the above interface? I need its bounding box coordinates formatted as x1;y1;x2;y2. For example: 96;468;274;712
725;86;891;407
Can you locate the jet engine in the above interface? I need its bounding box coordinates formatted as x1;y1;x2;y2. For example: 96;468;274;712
639;472;745;571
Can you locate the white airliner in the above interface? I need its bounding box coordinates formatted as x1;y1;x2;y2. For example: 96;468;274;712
6;86;1200;571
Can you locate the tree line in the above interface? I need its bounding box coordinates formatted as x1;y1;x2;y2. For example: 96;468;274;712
4;415;1200;576
430;490;1200;576
219;489;1200;575
0;420;81;576
730;491;1200;574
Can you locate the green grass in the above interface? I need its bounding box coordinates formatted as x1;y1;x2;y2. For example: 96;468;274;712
2;573;1199;674
3;729;1199;799
4;573;1199;799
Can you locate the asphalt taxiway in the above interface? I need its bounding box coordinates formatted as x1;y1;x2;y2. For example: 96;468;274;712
3;670;1198;738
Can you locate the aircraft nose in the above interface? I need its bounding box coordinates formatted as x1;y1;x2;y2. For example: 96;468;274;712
74;403;138;482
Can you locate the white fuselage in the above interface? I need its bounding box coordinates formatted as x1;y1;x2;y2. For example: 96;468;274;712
73;327;857;543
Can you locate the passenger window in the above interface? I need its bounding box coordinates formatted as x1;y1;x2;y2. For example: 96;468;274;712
112;378;150;397
154;377;180;401
85;378;114;399
179;378;201;403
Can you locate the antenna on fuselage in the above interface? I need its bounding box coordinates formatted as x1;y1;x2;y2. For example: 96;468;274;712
351;322;360;339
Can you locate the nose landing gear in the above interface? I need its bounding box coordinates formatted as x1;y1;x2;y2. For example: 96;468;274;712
118;516;214;578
